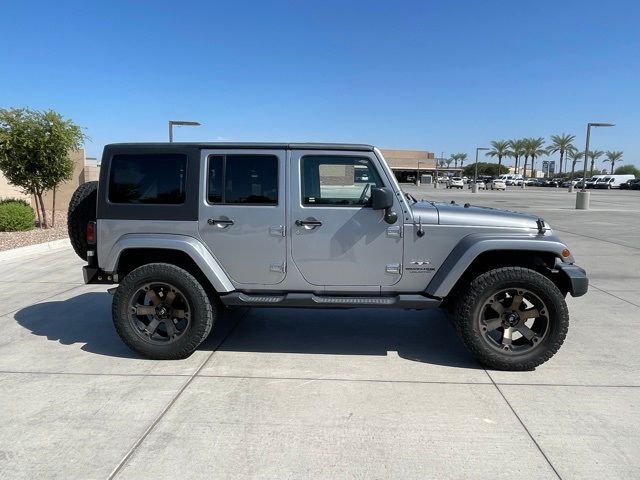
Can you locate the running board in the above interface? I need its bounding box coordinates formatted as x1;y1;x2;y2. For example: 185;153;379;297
219;292;441;309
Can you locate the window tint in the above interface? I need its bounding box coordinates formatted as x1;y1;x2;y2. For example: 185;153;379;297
207;154;278;205
109;154;187;204
301;156;383;206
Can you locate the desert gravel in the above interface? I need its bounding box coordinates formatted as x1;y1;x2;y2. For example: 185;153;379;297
0;211;68;252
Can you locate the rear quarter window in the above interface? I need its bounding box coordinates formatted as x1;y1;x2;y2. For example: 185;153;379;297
108;154;187;204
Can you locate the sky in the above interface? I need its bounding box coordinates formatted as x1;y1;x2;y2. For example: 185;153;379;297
1;0;638;169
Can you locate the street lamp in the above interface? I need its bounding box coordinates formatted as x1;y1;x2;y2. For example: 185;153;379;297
473;147;490;193
576;122;614;209
434;151;444;189
168;120;201;142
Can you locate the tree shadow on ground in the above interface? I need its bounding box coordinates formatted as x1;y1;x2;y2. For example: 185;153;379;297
15;292;481;369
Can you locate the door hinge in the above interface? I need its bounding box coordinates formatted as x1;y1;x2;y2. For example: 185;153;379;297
385;263;402;274
386;225;402;238
269;225;286;237
270;262;286;274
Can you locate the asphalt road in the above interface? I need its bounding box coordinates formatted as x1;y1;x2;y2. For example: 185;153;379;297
0;186;638;479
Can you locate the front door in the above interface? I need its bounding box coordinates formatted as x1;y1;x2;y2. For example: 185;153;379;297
199;149;286;286
290;150;403;287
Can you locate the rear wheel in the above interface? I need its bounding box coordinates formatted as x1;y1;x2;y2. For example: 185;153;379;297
112;263;215;359
454;267;569;370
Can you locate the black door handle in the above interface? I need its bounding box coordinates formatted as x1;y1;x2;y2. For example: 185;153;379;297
208;218;234;227
295;219;322;227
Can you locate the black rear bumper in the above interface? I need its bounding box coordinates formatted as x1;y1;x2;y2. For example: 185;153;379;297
557;264;588;297
83;266;117;284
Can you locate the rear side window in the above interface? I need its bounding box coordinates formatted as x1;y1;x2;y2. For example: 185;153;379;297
207;154;278;205
109;154;187;204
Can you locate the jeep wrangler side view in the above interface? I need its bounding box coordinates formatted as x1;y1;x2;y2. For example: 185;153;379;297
68;143;588;370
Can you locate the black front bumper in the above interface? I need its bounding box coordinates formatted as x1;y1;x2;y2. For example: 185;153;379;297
557;264;589;297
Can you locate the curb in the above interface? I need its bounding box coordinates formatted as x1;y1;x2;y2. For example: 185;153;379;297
0;238;71;262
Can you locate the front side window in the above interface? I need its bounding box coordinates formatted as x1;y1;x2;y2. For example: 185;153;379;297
207;154;278;205
109;154;187;204
301;155;383;206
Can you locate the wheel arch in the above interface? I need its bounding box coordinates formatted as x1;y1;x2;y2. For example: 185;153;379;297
105;234;234;294
426;234;573;299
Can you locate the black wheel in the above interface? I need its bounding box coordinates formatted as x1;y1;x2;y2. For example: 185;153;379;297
454;267;569;370
112;263;215;359
67;181;97;260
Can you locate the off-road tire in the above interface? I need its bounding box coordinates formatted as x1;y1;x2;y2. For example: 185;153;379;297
67;181;97;260
454;267;569;371
113;263;215;360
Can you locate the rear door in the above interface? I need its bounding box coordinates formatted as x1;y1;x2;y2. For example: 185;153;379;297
289;150;403;287
199;149;286;285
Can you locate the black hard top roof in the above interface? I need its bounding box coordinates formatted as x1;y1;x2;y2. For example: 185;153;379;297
104;142;375;152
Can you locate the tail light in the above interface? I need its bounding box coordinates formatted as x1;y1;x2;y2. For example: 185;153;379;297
87;221;96;245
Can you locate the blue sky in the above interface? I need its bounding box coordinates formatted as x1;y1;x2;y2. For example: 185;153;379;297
1;0;638;168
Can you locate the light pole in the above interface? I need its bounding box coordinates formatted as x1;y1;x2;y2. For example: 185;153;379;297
473;147;489;193
576;122;614;209
434;152;444;189
415;161;424;186
168;120;201;142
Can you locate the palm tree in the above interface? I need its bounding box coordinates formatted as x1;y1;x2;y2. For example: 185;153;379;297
604;151;623;174
548;133;576;174
587;150;604;176
522;137;546;177
507;139;526;174
567;150;583;180
486;140;510;172
450;153;459;168
457;153;467;169
445;158;453;170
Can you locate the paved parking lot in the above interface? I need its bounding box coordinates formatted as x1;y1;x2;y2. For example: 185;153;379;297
1;187;639;479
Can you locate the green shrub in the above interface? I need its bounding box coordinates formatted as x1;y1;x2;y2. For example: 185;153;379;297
0;200;35;232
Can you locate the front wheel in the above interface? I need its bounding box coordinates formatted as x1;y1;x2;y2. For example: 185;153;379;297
112;263;215;359
453;267;569;370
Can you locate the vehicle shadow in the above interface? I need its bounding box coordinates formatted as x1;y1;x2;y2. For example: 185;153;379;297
14;292;481;369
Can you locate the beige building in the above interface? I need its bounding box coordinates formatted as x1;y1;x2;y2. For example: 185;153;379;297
0;149;99;210
380;149;461;182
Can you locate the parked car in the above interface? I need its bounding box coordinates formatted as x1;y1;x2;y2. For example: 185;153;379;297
489;178;506;190
548;178;564;187
620;179;640;190
468;179;486;190
446;177;464;189
561;178;582;188
632;180;640;190
67;141;587;370
592;175;636;189
523;178;539;186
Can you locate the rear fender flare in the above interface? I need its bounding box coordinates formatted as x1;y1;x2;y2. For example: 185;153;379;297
104;234;234;293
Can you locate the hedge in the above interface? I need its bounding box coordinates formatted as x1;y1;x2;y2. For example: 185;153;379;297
0;199;35;232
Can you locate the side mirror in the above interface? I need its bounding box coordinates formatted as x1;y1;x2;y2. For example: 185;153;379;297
370;187;398;224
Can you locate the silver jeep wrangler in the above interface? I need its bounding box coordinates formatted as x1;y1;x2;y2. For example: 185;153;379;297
68;143;587;370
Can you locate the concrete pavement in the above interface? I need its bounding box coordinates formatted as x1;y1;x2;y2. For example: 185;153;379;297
0;186;639;479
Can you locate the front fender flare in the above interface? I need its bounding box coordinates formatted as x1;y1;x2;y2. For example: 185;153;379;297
425;233;573;298
104;234;234;293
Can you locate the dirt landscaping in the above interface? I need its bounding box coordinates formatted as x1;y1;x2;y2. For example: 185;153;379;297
0;210;68;251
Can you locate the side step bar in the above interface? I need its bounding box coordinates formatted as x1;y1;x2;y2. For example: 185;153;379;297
219;292;441;309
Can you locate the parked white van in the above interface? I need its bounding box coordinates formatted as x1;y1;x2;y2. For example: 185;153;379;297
499;174;524;186
593;175;635;189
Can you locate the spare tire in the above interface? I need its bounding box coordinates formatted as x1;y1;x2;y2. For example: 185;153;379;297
67;181;98;261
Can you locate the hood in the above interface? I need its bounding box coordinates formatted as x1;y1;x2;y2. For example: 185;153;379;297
411;201;543;230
